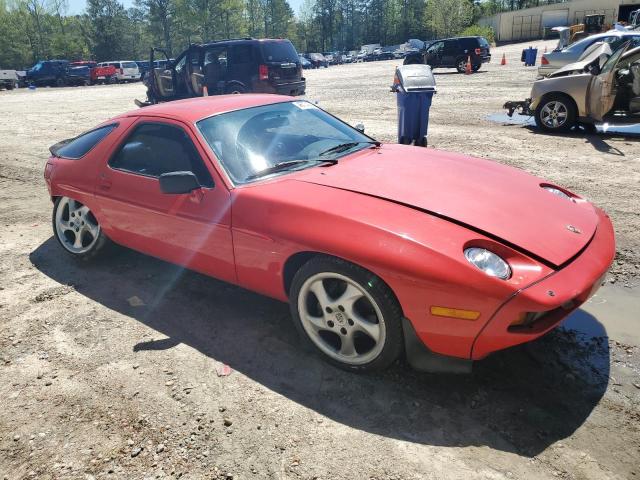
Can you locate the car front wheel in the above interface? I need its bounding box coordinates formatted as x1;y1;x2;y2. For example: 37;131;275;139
290;256;403;372
535;94;577;133
52;196;108;259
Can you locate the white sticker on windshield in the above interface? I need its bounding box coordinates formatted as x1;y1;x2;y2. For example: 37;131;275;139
292;101;317;110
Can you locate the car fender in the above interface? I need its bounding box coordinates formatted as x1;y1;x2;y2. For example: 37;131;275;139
530;73;592;116
230;180;542;359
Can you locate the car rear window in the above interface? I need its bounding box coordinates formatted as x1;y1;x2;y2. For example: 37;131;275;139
122;62;138;69
478;37;490;47
51;124;117;159
260;40;299;62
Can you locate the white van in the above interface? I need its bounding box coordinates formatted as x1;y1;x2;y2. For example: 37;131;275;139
99;61;140;82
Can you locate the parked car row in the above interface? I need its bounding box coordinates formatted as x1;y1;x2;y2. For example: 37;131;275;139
21;59;144;87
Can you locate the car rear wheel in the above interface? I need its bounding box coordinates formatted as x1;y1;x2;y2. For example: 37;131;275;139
52;196;108;259
403;57;421;65
290;256;403;372
535;94;577;133
456;57;468;73
225;84;247;94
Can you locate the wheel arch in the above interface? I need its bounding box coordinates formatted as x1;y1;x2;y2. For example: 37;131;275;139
281;250;405;316
538;91;579;115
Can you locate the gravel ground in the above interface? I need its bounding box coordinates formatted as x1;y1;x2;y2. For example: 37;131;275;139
1;39;639;480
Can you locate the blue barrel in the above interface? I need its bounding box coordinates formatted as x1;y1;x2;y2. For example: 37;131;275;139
396;90;435;147
524;48;538;66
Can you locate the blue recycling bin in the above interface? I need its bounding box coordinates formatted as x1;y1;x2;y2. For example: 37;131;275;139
524;47;538;66
392;65;436;147
396;90;435;146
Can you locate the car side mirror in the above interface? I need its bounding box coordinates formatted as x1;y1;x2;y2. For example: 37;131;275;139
159;171;201;194
355;123;365;133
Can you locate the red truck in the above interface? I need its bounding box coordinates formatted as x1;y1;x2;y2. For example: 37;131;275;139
69;61;117;85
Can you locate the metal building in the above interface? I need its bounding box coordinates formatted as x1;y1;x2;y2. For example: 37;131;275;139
479;0;640;42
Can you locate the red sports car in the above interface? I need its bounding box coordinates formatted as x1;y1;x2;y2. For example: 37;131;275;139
44;95;615;373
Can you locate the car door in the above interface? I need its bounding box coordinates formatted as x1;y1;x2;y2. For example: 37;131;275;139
442;40;460;66
93;118;236;283
425;41;444;67
227;43;254;90
587;42;630;121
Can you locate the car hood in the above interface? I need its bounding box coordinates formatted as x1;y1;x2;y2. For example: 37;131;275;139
550;43;612;77
295;144;598;267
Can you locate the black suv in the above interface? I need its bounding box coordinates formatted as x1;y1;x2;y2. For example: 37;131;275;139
144;38;306;104
404;36;491;73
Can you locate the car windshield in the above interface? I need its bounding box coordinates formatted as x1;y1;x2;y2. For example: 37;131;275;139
197;101;375;185
260;40;299;62
30;62;44;72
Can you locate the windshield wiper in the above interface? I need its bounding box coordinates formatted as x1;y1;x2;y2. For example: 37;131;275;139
245;159;336;181
318;141;380;157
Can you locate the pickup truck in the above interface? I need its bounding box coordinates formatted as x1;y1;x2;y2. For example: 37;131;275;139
0;69;19;90
69;61;117;84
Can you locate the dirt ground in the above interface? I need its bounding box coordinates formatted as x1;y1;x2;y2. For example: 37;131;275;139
1;39;639;479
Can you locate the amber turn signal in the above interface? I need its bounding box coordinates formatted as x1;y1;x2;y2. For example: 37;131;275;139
430;306;481;321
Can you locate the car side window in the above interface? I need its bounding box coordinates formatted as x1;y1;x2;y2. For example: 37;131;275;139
229;45;253;65
109;123;214;188
444;40;458;52
428;42;443;54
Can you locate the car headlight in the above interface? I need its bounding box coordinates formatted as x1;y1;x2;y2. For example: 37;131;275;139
464;248;511;280
542;185;572;200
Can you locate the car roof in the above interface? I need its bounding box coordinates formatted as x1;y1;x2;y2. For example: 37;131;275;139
194;38;287;48
116;94;293;124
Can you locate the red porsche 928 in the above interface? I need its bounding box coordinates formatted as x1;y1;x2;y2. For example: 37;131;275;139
44;95;615;373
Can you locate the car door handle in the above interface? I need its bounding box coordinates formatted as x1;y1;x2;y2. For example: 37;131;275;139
98;173;112;190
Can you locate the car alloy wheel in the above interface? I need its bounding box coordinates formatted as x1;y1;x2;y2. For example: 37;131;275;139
53;197;102;255
297;272;387;366
456;58;467;73
540;100;568;129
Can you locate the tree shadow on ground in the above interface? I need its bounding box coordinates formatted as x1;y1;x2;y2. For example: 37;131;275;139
30;238;610;457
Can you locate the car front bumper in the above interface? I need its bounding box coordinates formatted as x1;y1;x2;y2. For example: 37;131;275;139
471;206;615;360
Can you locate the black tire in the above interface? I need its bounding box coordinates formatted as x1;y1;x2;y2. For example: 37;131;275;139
403;57;421;66
289;255;404;372
418;136;428;147
55;77;65;87
534;93;577;133
399;136;412;145
52;196;110;260
456;57;467;73
225;83;247;94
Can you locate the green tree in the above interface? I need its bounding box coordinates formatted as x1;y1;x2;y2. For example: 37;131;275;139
424;0;472;39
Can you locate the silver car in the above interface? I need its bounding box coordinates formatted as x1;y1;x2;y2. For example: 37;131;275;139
505;43;640;132
538;31;640;76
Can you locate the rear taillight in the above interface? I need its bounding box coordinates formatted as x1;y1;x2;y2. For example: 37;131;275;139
541;56;549;65
259;64;269;80
475;48;481;55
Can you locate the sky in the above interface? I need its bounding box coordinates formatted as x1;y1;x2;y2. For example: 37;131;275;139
66;0;305;16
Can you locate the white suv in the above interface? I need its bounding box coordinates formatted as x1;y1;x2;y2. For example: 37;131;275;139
99;61;140;82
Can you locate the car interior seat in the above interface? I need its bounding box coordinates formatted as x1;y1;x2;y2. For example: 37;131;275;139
153;67;174;96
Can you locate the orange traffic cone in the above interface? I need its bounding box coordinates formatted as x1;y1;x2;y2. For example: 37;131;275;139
500;53;506;65
465;55;472;74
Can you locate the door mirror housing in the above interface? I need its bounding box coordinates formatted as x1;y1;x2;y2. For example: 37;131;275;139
159;171;201;194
